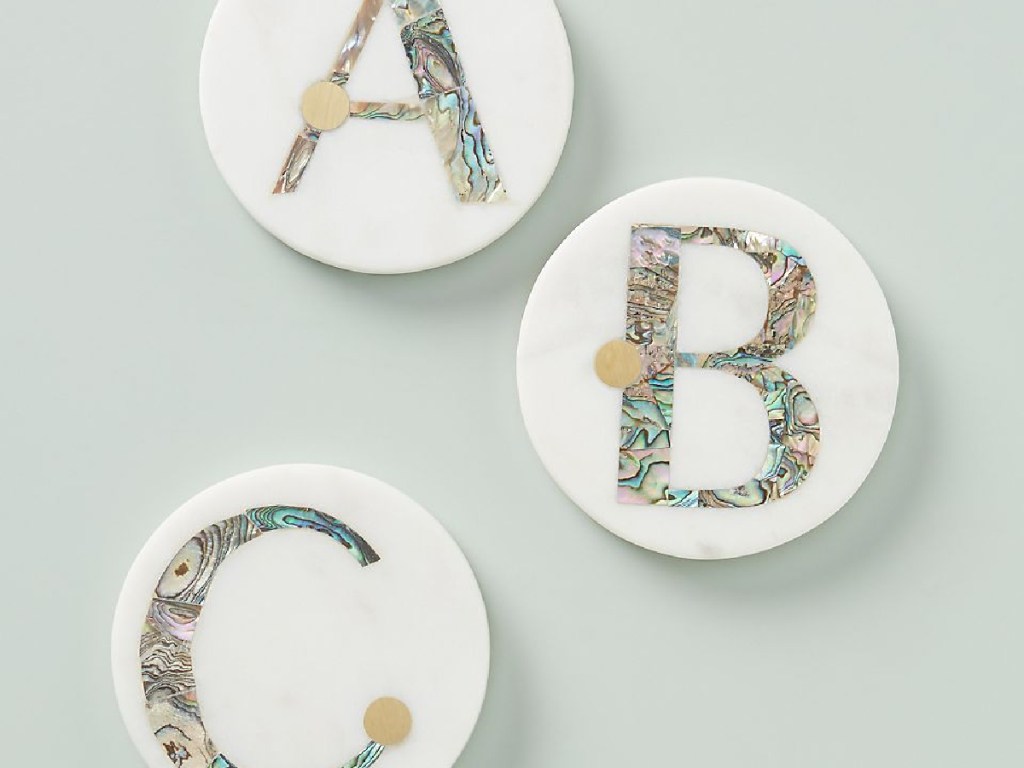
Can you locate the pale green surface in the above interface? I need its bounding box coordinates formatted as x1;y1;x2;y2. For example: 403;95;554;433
0;0;1020;764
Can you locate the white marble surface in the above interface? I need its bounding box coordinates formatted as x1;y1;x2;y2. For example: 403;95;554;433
200;0;573;273
517;179;899;559
112;465;489;768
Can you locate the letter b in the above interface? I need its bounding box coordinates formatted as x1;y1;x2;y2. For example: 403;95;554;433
618;225;821;508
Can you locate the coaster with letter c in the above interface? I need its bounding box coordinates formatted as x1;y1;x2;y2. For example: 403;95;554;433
200;0;573;273
517;179;899;559
112;465;489;768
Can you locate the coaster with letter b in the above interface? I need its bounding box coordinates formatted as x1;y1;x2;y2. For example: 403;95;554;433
200;0;573;273
517;179;899;559
112;465;488;768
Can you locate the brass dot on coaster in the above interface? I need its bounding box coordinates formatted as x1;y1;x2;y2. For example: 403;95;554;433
594;339;642;388
364;697;412;746
301;81;351;132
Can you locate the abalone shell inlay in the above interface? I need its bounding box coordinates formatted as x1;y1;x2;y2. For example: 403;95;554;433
617;226;821;508
140;506;385;768
274;0;505;203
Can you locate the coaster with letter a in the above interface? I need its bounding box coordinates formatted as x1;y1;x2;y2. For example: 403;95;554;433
200;0;573;273
112;465;489;768
517;179;899;559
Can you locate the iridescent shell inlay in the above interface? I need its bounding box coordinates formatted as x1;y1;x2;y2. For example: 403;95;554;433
274;0;505;204
617;226;821;508
140;506;386;768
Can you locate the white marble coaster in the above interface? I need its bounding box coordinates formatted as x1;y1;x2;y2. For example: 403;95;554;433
517;179;899;559
200;0;573;273
112;465;489;768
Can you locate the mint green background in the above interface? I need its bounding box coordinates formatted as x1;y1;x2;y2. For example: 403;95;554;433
1;0;1019;764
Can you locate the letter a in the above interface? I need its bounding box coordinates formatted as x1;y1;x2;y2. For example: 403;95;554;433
274;0;506;203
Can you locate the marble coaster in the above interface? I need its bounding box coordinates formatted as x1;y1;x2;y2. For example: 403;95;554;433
200;0;573;273
517;179;899;559
112;465;489;768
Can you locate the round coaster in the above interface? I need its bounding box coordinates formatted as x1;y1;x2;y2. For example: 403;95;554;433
517;179;899;559
200;0;573;273
112;465;489;768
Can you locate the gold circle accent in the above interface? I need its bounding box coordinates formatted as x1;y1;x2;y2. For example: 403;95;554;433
301;81;351;132
594;339;642;388
363;697;412;746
